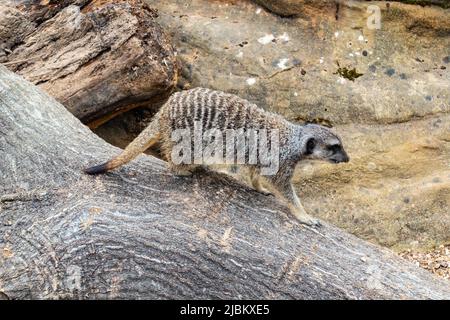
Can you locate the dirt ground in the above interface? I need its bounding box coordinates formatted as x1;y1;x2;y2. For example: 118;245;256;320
399;245;450;280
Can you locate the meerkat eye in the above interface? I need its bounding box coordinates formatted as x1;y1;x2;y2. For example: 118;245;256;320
305;138;316;155
328;144;341;153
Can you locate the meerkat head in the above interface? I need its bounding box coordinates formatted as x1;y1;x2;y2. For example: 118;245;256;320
301;124;349;164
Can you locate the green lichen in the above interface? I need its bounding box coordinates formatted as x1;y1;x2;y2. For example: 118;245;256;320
333;61;364;81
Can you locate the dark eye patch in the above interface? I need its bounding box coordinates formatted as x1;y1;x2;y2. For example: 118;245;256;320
305;138;315;155
328;144;341;153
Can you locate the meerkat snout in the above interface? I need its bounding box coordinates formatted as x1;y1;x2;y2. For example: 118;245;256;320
325;142;349;163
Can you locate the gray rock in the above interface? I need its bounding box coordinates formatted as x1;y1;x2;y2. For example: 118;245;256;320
145;0;449;125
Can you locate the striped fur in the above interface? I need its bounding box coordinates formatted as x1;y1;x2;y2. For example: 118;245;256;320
165;88;288;132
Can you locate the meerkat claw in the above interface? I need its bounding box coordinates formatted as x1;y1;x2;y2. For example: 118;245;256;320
296;215;322;227
312;219;322;227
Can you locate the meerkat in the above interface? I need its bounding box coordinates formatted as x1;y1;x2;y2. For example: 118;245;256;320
85;88;349;226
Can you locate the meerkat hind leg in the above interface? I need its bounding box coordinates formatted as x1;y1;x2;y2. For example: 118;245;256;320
250;169;272;195
169;164;198;176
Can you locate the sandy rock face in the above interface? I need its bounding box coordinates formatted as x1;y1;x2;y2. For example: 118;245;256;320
253;0;334;17
146;0;449;125
1;0;178;124
297;115;449;250
142;0;449;250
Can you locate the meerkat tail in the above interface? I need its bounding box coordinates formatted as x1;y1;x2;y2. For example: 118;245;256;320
84;111;162;175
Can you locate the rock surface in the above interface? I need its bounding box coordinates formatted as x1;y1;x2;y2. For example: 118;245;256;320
1;0;178;124
253;0;335;17
132;0;449;251
254;0;450;17
145;0;449;125
296;115;449;250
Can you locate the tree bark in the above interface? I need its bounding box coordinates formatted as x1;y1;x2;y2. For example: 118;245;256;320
0;0;178;126
0;66;449;299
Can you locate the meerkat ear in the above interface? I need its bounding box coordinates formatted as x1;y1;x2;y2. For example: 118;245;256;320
305;138;316;155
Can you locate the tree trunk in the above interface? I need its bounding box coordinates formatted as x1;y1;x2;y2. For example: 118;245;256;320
0;66;449;299
0;0;177;126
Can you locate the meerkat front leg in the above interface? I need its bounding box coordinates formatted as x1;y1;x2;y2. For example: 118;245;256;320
270;180;321;227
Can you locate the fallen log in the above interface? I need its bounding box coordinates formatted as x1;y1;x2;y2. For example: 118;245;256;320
0;0;177;126
0;66;449;299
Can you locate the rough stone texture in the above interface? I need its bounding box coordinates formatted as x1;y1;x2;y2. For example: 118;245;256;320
1;0;178;125
137;0;449;251
1;66;450;299
254;0;450;17
392;0;450;9
296;116;450;250
145;0;449;125
253;0;335;17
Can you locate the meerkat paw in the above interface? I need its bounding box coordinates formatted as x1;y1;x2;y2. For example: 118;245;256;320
294;213;322;227
257;187;272;196
251;177;271;195
173;169;193;177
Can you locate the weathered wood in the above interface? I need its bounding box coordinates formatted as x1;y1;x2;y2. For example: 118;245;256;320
0;0;178;125
0;66;449;299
